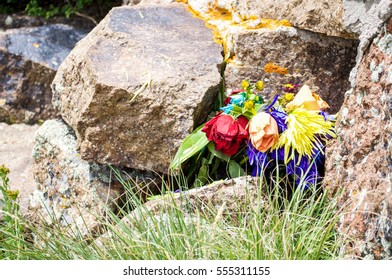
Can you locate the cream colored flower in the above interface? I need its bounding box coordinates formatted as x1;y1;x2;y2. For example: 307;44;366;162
286;85;329;111
249;112;279;152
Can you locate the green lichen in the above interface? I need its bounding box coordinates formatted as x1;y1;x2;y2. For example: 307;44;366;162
341;107;349;125
387;67;392;85
371;107;380;117
356;91;364;105
370;60;384;83
375;33;392;55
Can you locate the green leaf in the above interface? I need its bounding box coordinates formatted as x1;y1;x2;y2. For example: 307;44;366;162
207;142;230;162
228;160;245;178
169;125;210;170
193;158;210;188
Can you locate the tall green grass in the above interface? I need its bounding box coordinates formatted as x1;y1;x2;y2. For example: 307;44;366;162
0;165;345;260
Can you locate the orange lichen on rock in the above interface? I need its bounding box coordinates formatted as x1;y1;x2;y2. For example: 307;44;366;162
264;63;289;75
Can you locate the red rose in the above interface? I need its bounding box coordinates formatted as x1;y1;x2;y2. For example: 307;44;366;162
202;114;249;156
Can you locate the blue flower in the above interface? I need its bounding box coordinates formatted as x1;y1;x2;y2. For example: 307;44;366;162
220;94;245;113
230;94;246;105
221;104;234;114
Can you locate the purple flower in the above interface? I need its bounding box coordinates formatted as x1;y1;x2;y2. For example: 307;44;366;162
286;156;319;189
247;142;269;176
269;147;285;162
268;109;288;133
285;145;326;189
319;111;335;122
264;94;279;111
247;142;326;189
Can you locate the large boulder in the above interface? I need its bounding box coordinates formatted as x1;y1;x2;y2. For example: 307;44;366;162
133;1;357;113
52;4;223;174
0;24;87;124
172;0;391;39
325;17;392;259
29;119;124;236
224;27;357;113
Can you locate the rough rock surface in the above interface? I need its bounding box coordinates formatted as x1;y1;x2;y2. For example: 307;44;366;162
94;176;266;245
133;176;264;217
325;17;392;259
344;0;392;86
29;119;124;236
233;0;349;39
0;123;38;215
224;27;357;113
52;4;222;174
0;24;86;123
124;1;357;112
343;0;392;37
177;0;391;39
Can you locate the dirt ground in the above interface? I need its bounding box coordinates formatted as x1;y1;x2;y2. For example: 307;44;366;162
0;122;39;215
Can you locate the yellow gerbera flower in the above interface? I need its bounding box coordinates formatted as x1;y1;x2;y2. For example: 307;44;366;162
255;81;264;91
244;100;255;110
241;79;250;90
272;108;336;163
284;93;294;101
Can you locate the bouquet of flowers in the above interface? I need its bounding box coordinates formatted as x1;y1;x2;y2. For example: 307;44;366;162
170;80;336;189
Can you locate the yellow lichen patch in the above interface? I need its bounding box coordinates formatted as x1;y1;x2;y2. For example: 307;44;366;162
177;1;233;56
243;18;292;30
176;0;292;61
207;4;232;21
264;63;289;75
278;19;292;27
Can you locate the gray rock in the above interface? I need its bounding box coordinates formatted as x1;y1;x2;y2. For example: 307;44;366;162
343;0;392;86
232;0;351;38
0;14;43;31
0;24;87;124
224;26;357;113
52;4;223;174
94;176;266;246
29;119;124;237
325;16;392;260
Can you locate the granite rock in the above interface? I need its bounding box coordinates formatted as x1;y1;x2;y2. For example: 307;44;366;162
52;4;222;173
325;17;392;260
94;176;266;246
29;119;124;237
